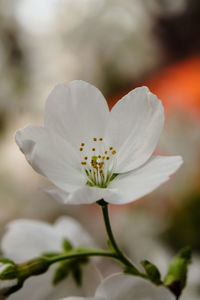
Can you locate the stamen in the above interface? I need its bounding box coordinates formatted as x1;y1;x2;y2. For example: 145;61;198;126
79;138;116;188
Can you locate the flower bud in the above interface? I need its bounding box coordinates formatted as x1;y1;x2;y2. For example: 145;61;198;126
0;260;18;297
0;256;50;297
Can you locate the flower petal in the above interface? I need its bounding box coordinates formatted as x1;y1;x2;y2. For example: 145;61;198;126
44;185;120;205
8;264;100;300
2;218;100;299
1;219;60;263
15;125;84;192
1;217;96;263
107;156;183;204
95;273;175;300
61;297;102;300
44;156;182;205
44;81;109;147
105;87;164;172
54;217;95;248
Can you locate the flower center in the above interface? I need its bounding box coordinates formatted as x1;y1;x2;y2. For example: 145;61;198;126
79;137;117;188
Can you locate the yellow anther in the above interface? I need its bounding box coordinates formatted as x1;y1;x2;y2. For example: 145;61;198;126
84;156;88;160
80;147;83;151
81;143;85;146
109;147;113;150
102;156;105;160
93;138;97;141
99;162;104;168
81;161;86;165
112;150;116;155
106;156;110;160
92;148;95;151
105;151;107;154
99;138;103;141
98;155;101;158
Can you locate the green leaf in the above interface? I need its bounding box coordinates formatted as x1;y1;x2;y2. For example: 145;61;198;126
62;239;73;252
141;260;161;285
52;257;87;286
164;247;192;298
72;266;82;286
52;261;71;285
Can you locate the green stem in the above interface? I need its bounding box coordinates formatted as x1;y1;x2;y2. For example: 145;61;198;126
99;200;141;275
48;249;117;264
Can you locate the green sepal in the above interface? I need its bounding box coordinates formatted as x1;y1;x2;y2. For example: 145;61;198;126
123;266;141;276
62;239;73;252
0;264;17;280
141;260;162;285
0;258;15;265
2;257;51;296
164;246;191;298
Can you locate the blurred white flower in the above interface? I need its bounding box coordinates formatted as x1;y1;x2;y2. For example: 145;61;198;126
61;273;175;300
1;217;100;300
15;80;182;205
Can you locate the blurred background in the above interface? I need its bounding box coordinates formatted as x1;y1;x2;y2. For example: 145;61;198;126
0;0;200;298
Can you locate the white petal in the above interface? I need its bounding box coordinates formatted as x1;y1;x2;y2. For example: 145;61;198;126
1;220;61;263
45;185;122;205
54;217;95;248
8;264;100;300
95;273;175;300
3;218;100;299
61;297;102;300
105;87;164;172
1;217;96;263
44;156;182;205
44;81;109;147
15;125;84;192
107;155;183;204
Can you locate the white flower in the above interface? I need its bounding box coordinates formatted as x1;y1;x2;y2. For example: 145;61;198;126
1;217;100;300
15;80;182;205
61;273;175;300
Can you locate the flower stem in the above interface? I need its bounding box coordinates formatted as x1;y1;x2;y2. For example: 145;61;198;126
48;249;117;264
98;199;142;276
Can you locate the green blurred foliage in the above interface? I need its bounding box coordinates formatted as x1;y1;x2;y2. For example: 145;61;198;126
163;193;200;252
